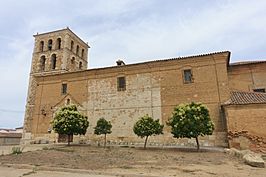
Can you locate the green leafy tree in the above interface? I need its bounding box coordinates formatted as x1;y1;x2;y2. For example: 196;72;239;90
94;118;112;147
167;102;214;151
51;104;89;145
133;114;164;149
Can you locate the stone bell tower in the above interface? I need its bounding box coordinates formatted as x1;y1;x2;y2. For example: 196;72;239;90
22;28;89;143
31;27;89;73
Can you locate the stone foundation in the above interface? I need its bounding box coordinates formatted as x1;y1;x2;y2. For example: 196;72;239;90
22;131;228;148
228;131;266;153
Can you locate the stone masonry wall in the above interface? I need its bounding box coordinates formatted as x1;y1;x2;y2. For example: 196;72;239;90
86;72;161;142
22;29;89;143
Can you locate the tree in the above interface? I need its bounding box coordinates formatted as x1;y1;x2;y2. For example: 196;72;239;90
94;118;112;148
133;114;164;149
167;102;214;151
51;104;89;145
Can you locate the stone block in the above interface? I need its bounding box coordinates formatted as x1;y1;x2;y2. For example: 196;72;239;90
243;153;265;168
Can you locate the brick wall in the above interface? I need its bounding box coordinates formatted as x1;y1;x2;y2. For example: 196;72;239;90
25;52;230;147
223;104;266;152
228;63;266;92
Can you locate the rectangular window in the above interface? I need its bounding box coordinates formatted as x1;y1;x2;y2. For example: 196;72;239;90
62;83;67;95
117;77;126;91
253;88;265;93
183;69;193;83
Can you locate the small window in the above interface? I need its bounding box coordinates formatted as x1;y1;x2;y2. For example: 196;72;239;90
79;61;82;69
81;49;84;58
51;54;57;70
62;84;67;95
39;41;44;52
70;41;74;51
117;77;126;91
76;45;79;55
40;56;46;71
71;57;75;64
183;69;193;83
253;88;265;93
48;39;53;50
66;98;70;105
56;38;61;49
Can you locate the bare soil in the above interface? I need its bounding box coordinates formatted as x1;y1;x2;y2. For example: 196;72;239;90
0;145;265;177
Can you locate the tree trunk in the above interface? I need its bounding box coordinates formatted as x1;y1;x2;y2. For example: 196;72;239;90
195;136;199;151
67;134;70;146
144;136;149;149
104;134;107;148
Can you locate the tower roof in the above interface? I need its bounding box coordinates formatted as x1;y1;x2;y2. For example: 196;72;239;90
33;27;90;48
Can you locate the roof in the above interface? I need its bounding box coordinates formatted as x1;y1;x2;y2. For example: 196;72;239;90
139;51;230;66
224;91;266;105
0;128;15;132
34;51;231;77
0;132;22;138
230;60;266;66
33;27;90;47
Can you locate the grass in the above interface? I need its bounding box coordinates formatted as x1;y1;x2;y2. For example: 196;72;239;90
11;147;23;155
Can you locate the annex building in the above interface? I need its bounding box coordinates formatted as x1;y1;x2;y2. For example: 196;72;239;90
22;28;266;151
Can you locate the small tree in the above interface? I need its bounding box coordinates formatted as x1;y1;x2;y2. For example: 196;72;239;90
133;114;164;149
167;102;214;151
51;104;89;145
94;118;112;148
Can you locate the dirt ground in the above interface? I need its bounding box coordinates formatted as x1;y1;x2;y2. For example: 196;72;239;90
0;145;265;177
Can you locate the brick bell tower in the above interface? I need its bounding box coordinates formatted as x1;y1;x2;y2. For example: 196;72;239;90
22;28;89;143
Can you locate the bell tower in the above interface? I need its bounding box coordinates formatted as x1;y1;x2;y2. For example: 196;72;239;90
22;28;89;143
31;27;89;73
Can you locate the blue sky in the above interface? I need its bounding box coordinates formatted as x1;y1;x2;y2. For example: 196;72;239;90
0;0;266;128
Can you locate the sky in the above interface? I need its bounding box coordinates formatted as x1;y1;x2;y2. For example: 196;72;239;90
0;0;266;128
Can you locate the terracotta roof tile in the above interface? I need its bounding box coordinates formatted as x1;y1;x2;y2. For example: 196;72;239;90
230;60;266;66
35;51;231;77
224;91;266;105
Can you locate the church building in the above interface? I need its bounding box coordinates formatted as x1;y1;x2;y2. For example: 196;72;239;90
22;28;266;151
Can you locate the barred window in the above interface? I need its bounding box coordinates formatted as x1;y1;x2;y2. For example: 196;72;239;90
183;69;193;83
117;77;126;91
62;84;67;95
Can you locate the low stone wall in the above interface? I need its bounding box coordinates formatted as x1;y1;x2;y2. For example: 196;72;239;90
0;137;21;146
0;133;22;146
